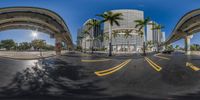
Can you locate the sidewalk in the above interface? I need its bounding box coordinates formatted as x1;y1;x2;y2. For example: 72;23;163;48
0;51;68;60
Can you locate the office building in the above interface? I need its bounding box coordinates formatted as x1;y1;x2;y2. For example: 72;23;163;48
103;9;144;52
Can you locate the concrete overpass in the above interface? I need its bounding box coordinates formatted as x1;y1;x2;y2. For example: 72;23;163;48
0;7;73;55
165;9;200;55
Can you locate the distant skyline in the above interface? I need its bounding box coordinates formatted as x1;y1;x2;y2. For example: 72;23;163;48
0;0;199;47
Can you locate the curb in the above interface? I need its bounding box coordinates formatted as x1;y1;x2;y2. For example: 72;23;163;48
0;55;57;60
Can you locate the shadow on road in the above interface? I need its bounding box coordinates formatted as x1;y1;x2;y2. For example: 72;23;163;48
0;58;107;99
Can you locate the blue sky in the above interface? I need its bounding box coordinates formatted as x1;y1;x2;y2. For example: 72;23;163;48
0;0;199;47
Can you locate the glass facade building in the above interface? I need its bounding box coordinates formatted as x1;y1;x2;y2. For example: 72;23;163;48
77;19;102;50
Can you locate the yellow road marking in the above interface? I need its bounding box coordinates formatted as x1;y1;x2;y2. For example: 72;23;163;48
186;62;200;71
95;59;131;77
81;59;111;62
145;57;162;72
154;55;170;60
95;59;130;73
158;54;172;57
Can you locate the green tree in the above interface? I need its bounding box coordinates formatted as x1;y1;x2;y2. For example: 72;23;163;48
135;17;151;56
18;42;31;51
1;39;16;50
31;39;46;57
190;44;200;51
31;39;46;50
97;11;123;56
175;45;179;50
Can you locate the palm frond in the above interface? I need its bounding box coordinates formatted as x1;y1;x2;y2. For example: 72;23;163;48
112;30;120;38
114;20;120;26
97;11;123;27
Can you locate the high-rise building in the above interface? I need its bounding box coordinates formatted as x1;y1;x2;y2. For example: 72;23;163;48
161;32;166;42
103;9;144;53
77;9;165;52
146;21;165;51
77;19;102;50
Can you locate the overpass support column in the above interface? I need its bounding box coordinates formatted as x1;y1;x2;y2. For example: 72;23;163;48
185;35;193;55
55;35;62;56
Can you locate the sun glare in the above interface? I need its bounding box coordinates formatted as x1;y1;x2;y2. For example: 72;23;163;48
32;31;38;38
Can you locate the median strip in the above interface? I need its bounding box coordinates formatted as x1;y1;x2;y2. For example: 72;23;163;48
95;59;131;77
186;62;200;71
145;57;162;72
81;59;111;62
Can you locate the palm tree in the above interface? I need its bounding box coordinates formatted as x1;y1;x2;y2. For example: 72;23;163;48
112;30;120;39
112;30;119;48
97;11;123;56
135;17;151;56
103;33;109;41
82;30;91;53
86;19;100;54
124;30;132;52
77;36;84;52
102;33;109;51
146;40;154;51
151;23;164;52
93;34;104;51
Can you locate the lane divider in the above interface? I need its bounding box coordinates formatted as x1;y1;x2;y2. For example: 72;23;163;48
81;59;111;63
186;62;200;71
158;54;172;57
95;59;130;73
80;54;91;57
95;59;131;77
145;57;162;72
154;55;170;60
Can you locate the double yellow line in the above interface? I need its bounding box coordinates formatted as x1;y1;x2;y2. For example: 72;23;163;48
186;62;200;71
154;55;170;60
145;57;162;72
95;59;131;77
81;59;111;63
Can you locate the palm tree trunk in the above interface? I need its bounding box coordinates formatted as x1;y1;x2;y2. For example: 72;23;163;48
108;23;112;56
80;40;82;52
157;30;161;53
143;31;146;56
143;42;146;56
91;27;94;54
84;39;86;53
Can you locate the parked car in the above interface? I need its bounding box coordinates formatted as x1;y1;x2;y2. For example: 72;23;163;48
162;50;174;54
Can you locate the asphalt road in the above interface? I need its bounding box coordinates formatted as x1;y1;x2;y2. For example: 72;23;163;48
0;52;200;100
